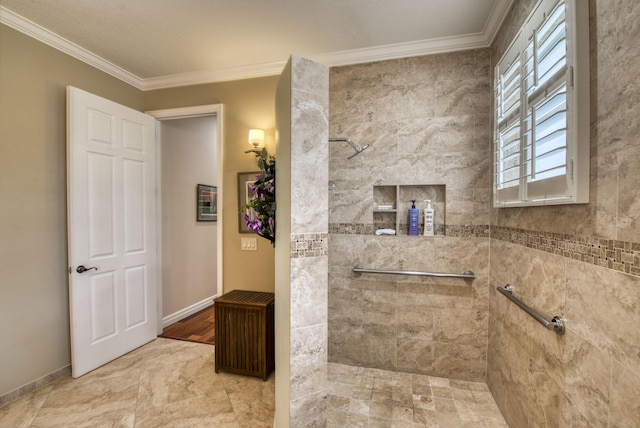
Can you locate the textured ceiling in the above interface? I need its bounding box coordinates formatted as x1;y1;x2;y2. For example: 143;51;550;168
0;0;511;87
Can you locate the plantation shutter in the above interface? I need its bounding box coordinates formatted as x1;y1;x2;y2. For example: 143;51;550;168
492;0;588;207
523;0;569;200
494;32;524;204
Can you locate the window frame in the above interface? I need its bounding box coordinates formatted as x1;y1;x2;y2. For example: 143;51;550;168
492;0;590;208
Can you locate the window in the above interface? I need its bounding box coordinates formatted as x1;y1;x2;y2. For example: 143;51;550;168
493;0;590;207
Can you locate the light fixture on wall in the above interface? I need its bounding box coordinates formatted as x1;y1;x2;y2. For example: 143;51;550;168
248;129;265;149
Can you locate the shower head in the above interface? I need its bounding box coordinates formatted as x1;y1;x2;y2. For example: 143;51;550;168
347;144;369;159
329;137;369;159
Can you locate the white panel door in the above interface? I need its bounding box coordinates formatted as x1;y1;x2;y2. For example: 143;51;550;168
67;86;157;378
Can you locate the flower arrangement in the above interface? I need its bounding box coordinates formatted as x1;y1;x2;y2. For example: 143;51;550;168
244;147;276;246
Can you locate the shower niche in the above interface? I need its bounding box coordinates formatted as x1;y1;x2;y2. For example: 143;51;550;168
373;184;446;236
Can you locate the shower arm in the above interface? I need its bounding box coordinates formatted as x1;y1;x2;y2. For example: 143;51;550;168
329;137;370;159
329;137;361;151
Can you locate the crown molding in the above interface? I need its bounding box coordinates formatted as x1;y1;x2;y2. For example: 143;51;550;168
0;6;145;89
483;0;514;45
2;1;513;91
141;61;287;90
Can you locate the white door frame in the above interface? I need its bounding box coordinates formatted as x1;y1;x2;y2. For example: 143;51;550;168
146;104;224;334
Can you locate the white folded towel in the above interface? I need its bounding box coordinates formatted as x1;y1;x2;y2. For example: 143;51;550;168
375;229;396;235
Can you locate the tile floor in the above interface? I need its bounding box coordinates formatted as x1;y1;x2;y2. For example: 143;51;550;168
0;338;508;427
0;338;274;428
327;363;508;428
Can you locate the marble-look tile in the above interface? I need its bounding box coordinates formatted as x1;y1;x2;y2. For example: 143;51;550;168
291;55;329;96
435;78;490;116
474;48;491;78
609;361;640;427
290;324;327;399
432;342;486;382
509;244;566;316
593;62;640;158
585;151;618;238
397;115;475;155
291;390;327;428
566;259;640;372
396;339;434;374
616;144;640;242
330;59;399;90
0;384;53;428
291;89;329;166
556;332;611;427
436;150;491;188
291;256;328;329
396;305;434;340
0;339;275;428
592;0;640;83
329;190;372;224
135;345;219;414
433;309;488;348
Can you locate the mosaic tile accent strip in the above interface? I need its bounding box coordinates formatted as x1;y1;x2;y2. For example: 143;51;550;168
329;223;490;238
290;233;328;258
491;226;640;277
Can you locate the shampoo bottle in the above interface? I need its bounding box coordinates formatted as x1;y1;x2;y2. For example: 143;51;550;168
423;199;434;236
408;199;419;236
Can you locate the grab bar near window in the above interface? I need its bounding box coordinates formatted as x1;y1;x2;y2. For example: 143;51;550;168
497;284;565;335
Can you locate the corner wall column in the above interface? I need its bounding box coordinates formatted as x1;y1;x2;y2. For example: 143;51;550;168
274;56;329;427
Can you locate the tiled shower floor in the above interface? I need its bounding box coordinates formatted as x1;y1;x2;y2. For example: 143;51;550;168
327;363;508;428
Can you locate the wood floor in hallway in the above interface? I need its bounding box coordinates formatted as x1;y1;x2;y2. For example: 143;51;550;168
159;304;215;345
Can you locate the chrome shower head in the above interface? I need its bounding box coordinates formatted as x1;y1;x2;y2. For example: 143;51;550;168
347;144;369;159
329;137;369;160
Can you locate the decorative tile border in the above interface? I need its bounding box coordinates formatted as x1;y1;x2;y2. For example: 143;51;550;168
290;233;328;258
329;223;490;238
491;226;640;277
328;223;640;278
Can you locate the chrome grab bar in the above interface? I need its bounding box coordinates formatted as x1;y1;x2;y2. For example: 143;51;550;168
353;265;475;279
497;284;565;335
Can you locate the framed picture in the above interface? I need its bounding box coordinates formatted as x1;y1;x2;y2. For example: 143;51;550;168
238;171;260;233
197;184;217;222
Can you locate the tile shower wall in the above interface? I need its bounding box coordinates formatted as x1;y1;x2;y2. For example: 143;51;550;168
487;0;640;426
328;49;492;381
285;56;330;427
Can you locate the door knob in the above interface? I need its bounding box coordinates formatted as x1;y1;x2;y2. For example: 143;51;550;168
76;265;98;273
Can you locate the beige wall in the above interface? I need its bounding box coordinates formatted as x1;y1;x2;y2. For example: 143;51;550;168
145;77;278;294
487;0;640;426
160;116;218;316
0;23;277;399
0;24;144;397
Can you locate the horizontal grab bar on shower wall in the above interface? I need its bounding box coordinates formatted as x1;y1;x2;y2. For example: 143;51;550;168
353;265;475;279
497;285;565;335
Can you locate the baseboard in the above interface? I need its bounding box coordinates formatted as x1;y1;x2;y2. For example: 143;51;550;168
161;295;218;328
0;365;71;409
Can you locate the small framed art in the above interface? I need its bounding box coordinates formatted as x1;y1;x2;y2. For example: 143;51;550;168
197;184;217;222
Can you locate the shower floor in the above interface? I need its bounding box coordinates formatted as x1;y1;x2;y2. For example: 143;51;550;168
327;363;508;427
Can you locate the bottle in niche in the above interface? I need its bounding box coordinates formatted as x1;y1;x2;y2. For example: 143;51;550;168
423;199;434;236
408;199;419;236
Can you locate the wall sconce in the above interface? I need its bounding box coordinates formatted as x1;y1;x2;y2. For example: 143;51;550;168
248;129;265;149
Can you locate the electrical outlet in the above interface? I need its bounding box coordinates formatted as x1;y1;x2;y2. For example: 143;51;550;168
241;237;257;251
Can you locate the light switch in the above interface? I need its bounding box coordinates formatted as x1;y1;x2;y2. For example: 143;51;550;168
241;237;257;251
